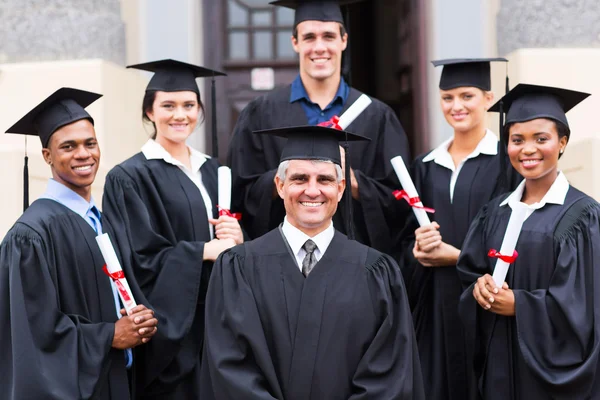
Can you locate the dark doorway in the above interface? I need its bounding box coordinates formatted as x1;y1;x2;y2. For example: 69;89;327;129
348;0;430;159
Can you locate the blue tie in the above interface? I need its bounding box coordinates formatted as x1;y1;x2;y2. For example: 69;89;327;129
88;206;133;368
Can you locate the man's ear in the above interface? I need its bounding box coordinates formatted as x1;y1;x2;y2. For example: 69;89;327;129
291;35;300;54
42;145;52;166
341;32;348;51
337;178;346;202
274;174;285;200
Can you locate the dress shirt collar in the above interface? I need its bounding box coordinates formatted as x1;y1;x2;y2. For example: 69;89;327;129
142;139;209;173
500;171;569;209
40;178;98;221
289;74;349;105
422;129;498;169
281;216;335;257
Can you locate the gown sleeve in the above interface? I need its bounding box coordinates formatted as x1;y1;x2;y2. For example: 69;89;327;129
456;204;491;292
512;202;600;398
227;99;280;239
456;203;493;397
0;226;115;400
200;248;284;400
349;254;425;400
352;105;412;255
102;168;207;386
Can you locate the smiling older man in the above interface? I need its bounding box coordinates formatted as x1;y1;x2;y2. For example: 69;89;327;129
201;125;424;400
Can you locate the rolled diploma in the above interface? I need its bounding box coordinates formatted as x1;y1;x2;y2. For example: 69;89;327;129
95;233;137;314
218;166;232;212
491;204;527;287
336;94;372;129
390;155;431;227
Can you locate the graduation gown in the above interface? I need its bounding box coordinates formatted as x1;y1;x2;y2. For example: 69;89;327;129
102;153;219;399
457;187;600;399
399;143;521;400
0;199;132;400
227;85;412;256
200;228;425;400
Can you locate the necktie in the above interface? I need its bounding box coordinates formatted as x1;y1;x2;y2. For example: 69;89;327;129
301;239;318;276
87;206;103;234
88;206;133;368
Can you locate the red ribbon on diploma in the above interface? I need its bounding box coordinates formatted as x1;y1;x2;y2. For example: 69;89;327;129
488;249;519;264
102;265;133;302
317;115;342;130
217;206;242;220
393;190;435;213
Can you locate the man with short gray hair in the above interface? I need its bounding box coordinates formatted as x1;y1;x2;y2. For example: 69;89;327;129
200;125;424;400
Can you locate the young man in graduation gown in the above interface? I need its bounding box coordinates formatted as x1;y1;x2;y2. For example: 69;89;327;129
227;0;411;256
201;125;424;400
0;88;158;400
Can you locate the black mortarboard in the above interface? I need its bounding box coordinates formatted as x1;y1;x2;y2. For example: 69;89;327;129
127;59;227;158
488;83;590;132
127;59;226;95
432;58;508;91
254;125;369;166
254;125;370;239
6;87;101;147
270;0;363;27
5;87;102;212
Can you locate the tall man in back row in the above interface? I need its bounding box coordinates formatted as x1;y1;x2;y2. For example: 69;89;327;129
227;0;411;255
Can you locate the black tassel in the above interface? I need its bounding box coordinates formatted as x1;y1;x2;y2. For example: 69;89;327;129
211;74;218;159
498;100;508;192
498;65;510;192
343;139;355;240
23;154;29;212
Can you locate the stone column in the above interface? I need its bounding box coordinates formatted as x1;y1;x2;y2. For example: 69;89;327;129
497;0;600;55
0;0;126;65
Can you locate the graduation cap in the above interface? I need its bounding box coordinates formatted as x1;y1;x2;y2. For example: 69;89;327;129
127;59;227;157
270;0;364;85
488;83;590;134
488;83;590;188
254;125;370;239
5;87;102;212
270;0;363;27
432;58;508;91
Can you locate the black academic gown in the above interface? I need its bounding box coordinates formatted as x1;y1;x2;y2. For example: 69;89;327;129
200;228;425;400
227;85;412;256
457;187;600;399
399;143;521;400
0;199;134;400
102;153;218;399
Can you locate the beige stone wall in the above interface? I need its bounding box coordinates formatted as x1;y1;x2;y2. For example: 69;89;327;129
118;0;208;152
489;48;600;199
0;59;149;239
120;0;144;65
